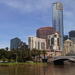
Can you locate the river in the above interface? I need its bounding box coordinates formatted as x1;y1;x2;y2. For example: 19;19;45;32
0;63;75;75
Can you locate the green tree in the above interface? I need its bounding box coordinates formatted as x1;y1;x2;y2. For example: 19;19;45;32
37;50;41;62
42;50;47;59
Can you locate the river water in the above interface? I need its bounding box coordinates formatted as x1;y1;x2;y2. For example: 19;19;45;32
0;63;75;75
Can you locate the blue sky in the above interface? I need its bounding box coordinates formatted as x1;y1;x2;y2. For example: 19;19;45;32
0;0;75;48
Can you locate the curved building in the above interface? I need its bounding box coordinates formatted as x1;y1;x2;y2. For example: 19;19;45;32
36;27;56;39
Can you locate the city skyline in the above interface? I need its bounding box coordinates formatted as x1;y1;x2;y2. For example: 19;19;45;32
0;0;75;48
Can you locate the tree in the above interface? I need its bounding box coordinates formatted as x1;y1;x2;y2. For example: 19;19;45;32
5;47;9;51
42;50;47;62
31;49;38;57
37;50;41;62
42;50;47;59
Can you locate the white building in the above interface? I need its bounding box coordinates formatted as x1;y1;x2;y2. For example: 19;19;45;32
63;39;74;55
47;33;60;51
28;37;46;50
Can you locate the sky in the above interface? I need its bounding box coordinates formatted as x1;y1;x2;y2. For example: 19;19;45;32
0;0;75;48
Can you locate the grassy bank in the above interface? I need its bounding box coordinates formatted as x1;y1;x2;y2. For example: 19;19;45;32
0;62;47;66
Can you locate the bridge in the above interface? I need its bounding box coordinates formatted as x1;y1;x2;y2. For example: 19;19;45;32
52;56;75;65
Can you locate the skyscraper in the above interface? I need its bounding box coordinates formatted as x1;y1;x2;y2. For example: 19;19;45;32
52;2;63;50
10;37;21;50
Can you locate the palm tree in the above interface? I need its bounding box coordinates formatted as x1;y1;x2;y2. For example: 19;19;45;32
37;50;41;62
31;49;39;62
5;47;9;51
42;50;47;62
42;50;46;59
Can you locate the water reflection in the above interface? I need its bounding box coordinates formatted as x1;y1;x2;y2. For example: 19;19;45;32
0;63;75;75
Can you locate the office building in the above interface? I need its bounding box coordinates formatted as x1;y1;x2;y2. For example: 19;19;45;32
69;30;75;37
52;2;64;50
10;37;21;50
19;41;28;49
28;37;46;50
69;30;75;43
63;35;68;41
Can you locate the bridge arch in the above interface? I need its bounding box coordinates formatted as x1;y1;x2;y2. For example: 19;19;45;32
53;58;69;65
53;56;75;65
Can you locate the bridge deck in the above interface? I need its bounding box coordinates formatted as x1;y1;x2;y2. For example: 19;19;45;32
52;56;75;61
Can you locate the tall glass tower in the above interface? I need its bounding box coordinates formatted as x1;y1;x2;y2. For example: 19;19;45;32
52;2;63;50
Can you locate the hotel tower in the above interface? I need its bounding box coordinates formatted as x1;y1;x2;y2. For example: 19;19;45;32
52;2;64;50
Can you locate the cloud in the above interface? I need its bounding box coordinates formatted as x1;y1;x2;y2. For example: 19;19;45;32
64;11;74;22
0;41;9;48
61;0;75;34
0;0;75;13
0;0;52;13
0;0;75;34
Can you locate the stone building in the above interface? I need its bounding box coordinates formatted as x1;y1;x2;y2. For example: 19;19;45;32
63;39;74;55
28;37;46;50
47;33;60;51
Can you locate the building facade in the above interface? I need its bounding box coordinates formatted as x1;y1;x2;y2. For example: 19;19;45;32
36;27;56;49
63;39;73;55
47;33;60;51
28;37;46;50
52;2;63;50
10;37;21;50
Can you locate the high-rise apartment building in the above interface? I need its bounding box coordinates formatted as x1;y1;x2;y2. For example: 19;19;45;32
10;37;21;50
52;2;63;50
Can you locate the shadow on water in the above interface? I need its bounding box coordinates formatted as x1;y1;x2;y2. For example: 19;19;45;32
0;63;75;75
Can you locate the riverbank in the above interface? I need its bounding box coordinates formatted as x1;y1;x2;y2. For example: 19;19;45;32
0;62;47;66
